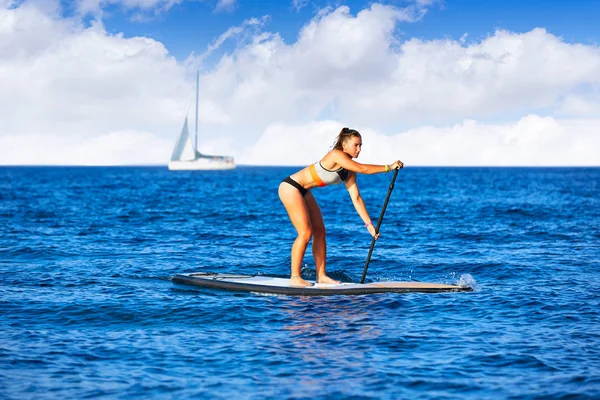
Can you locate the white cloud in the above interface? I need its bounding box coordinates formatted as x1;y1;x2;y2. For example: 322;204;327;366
197;4;417;125
0;3;190;139
0;127;236;165
0;2;599;166
72;0;238;19
239;120;343;166
557;95;600;116
199;16;268;62
292;0;309;12
3;114;597;166
215;0;236;13
415;0;437;5
0;130;171;165
239;116;600;166
196;5;600;128
75;0;183;17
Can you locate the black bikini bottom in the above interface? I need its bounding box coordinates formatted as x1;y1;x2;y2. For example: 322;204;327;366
282;176;308;197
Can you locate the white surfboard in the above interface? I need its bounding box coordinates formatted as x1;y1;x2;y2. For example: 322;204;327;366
172;272;472;296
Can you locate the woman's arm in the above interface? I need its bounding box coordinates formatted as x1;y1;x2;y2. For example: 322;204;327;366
345;173;379;239
328;150;402;175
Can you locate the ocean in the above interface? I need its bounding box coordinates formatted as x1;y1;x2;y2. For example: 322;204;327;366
1;166;599;399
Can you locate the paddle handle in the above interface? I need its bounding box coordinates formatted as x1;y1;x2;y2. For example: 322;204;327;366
360;167;400;284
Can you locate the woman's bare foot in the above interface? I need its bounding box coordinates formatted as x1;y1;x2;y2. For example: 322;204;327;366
316;274;340;284
290;276;312;287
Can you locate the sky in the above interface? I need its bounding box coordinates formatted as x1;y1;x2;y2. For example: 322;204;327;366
1;0;599;166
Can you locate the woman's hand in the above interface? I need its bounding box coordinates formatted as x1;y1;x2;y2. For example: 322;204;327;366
367;223;380;240
391;160;404;170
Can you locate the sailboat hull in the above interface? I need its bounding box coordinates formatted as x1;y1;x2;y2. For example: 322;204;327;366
168;159;236;171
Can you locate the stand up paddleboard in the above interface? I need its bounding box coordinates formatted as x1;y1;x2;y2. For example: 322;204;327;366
174;169;473;296
172;272;472;296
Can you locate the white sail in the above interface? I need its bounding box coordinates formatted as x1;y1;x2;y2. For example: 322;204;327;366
170;116;192;162
168;72;235;171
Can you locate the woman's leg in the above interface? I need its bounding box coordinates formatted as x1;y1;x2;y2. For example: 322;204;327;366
304;192;340;284
278;182;312;287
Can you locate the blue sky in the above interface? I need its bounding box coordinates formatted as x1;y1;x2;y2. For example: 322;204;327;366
95;0;600;62
1;0;599;165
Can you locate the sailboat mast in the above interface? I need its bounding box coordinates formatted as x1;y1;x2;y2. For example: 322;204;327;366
194;70;199;152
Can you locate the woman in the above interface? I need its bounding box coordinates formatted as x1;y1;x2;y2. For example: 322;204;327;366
278;127;403;287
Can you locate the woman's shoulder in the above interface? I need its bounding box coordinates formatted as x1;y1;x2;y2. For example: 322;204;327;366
319;149;340;167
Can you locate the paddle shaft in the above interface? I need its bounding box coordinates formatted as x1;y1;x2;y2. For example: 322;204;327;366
360;167;400;284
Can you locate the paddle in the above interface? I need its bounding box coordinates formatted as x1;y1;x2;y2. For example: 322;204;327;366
360;166;400;284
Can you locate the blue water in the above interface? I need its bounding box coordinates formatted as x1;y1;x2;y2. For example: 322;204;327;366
1;166;599;399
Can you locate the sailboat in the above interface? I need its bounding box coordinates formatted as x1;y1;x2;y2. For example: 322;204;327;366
168;72;235;171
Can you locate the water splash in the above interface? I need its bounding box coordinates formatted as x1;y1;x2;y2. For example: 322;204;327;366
457;273;480;291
